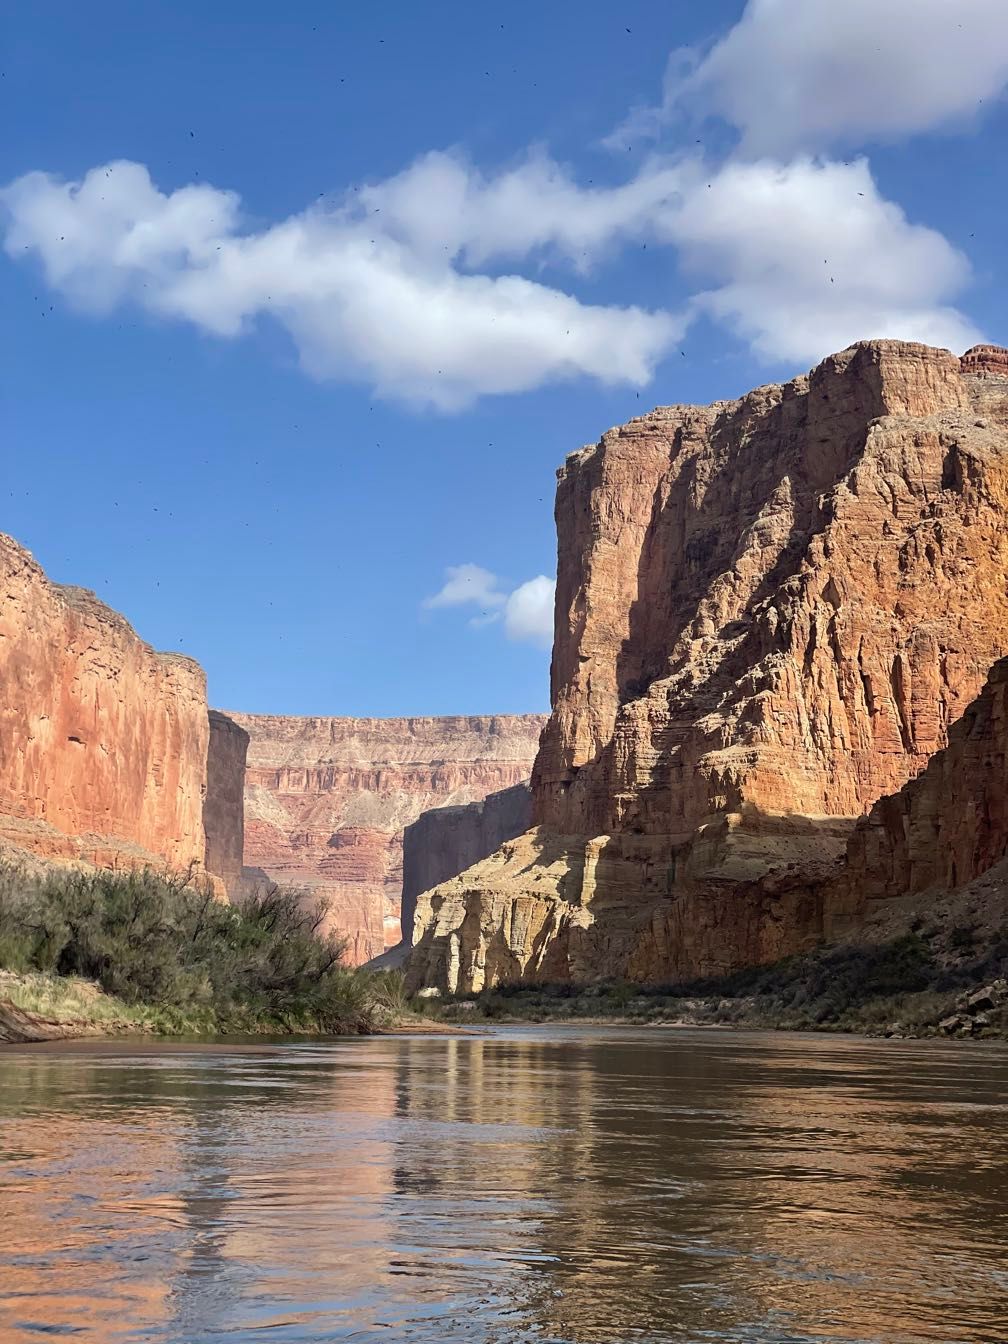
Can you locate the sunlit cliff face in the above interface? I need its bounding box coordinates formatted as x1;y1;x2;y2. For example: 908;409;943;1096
410;341;1008;992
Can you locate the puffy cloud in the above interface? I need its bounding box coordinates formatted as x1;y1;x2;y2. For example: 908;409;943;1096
622;0;1008;156
2;116;985;401
0;160;680;411
359;149;683;270
662;156;981;363
422;563;505;611
423;565;554;649
503;576;554;650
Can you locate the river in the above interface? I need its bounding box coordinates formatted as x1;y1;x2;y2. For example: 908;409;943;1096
1;1027;1006;1343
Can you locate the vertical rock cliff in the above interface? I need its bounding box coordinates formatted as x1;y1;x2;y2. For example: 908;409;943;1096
203;711;250;898
0;533;211;873
409;341;1008;992
400;783;533;945
838;655;1008;912
229;715;545;965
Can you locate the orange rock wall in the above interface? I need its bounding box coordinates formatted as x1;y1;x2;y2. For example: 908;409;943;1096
839;655;1008;910
536;340;1007;836
0;533;210;872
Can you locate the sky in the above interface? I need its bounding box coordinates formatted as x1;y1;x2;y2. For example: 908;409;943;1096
2;0;1007;717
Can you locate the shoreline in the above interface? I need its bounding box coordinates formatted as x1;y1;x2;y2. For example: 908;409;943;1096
7;1004;1001;1048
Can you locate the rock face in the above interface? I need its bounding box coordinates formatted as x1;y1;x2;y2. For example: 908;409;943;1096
0;533;210;874
401;783;533;945
229;715;545;965
409;341;1008;992
203;711;249;898
838;655;1008;912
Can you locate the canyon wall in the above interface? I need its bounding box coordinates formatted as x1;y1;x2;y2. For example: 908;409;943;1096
229;715;545;965
838;655;1008;911
203;711;250;898
0;533;211;874
401;783;533;945
409;341;1008;992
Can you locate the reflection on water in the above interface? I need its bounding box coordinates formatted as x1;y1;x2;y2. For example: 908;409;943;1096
1;1028;1006;1343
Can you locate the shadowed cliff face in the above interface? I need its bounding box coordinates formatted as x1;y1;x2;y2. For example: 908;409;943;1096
409;340;1008;993
0;533;211;874
837;655;1008;912
400;783;533;945
203;712;250;899
228;715;545;965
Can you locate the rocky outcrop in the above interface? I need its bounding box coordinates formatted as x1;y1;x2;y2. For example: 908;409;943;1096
401;783;533;945
203;711;249;898
409;340;1008;992
229;715;545;965
0;533;211;874
961;344;1008;379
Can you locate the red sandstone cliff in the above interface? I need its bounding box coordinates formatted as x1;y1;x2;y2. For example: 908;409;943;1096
228;714;545;965
0;533;209;872
409;341;1008;992
0;533;244;892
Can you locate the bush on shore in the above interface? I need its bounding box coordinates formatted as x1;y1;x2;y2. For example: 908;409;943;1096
0;863;389;1035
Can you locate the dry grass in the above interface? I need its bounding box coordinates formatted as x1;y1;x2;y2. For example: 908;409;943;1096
0;968;148;1026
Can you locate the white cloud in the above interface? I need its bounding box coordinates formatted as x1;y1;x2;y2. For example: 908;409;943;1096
424;565;554;649
359;149;683;270
0;160;681;411
503;576;554;650
625;0;1008;156
662;156;981;363
1;94;986;400
422;563;505;611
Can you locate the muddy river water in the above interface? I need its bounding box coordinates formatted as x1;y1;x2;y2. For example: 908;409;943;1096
1;1027;1006;1343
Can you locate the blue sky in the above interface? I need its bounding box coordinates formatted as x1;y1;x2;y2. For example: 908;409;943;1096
3;1;1007;716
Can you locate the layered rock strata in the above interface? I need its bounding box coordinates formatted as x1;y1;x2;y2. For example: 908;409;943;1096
401;783;533;945
0;533;211;874
409;341;1008;992
230;715;545;965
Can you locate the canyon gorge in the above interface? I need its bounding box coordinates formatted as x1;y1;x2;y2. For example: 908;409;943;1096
407;341;1008;992
222;714;544;964
4;340;1008;994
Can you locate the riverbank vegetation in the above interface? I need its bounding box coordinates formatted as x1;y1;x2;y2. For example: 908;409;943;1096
423;926;1008;1038
0;863;400;1038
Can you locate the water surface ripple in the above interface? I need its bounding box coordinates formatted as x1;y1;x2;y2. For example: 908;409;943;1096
1;1027;1006;1343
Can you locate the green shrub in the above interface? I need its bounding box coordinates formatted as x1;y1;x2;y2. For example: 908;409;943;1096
948;924;977;953
0;863;383;1034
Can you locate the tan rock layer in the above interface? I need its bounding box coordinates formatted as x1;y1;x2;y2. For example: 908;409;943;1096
409;340;1008;992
